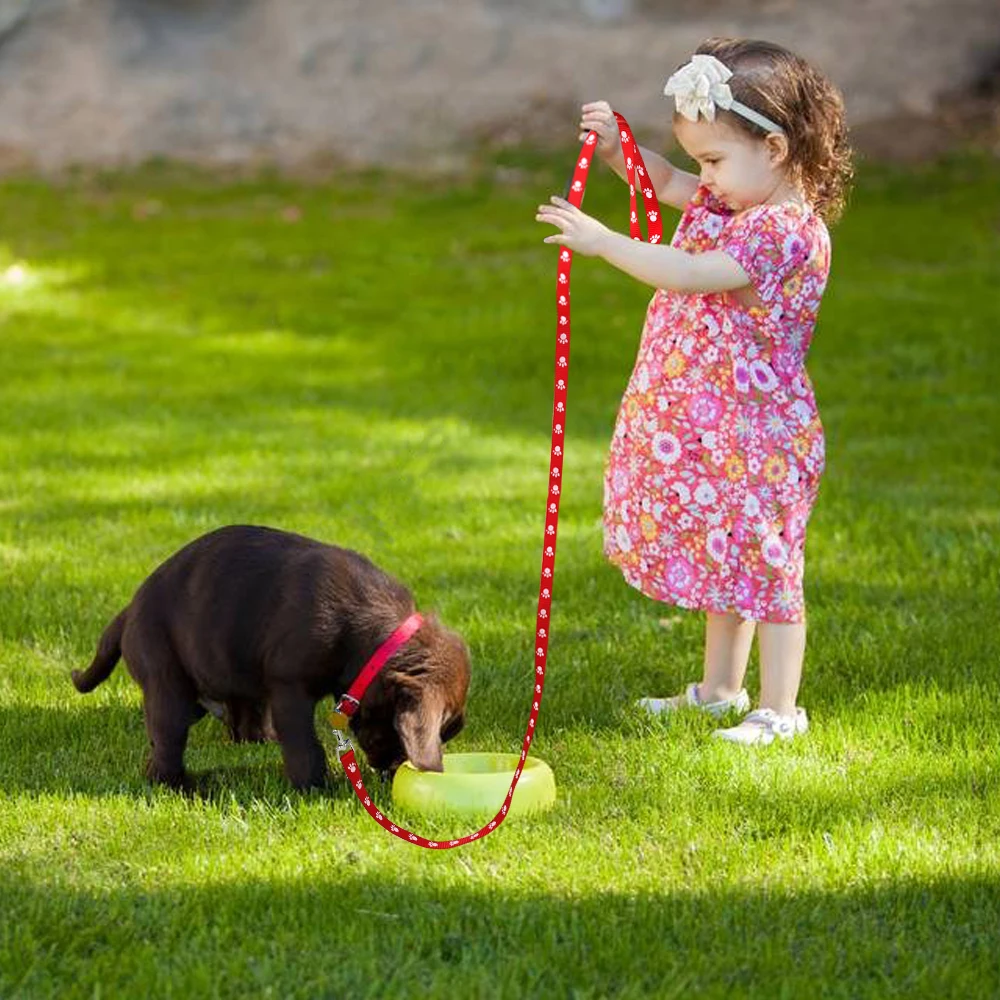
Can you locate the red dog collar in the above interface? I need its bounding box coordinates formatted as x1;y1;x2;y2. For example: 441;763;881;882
330;612;424;729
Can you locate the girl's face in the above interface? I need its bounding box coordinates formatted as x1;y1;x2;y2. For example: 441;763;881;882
673;115;792;212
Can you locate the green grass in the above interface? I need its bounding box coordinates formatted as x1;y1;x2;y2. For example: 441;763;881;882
1;147;999;998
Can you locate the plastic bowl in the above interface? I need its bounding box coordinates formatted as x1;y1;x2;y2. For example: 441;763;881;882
392;752;556;817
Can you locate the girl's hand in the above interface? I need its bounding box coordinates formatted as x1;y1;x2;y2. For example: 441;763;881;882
536;196;610;257
579;100;620;161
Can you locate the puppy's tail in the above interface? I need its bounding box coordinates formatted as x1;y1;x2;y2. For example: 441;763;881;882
72;609;127;693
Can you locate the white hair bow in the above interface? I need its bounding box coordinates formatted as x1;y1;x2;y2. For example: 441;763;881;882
663;54;785;135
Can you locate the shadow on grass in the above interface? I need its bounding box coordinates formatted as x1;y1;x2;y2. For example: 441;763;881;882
0;867;998;998
0;703;360;805
3;691;998;841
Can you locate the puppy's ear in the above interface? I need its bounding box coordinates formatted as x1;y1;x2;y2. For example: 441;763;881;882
394;693;445;773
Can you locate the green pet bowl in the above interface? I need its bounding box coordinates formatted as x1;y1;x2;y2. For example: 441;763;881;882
392;752;556;817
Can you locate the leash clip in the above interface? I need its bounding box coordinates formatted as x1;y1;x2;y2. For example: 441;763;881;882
333;726;353;754
330;695;359;753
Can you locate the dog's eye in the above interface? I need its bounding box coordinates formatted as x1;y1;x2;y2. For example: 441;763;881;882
440;714;464;742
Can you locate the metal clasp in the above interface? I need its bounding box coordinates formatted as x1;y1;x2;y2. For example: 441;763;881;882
333;726;353;754
329;696;358;753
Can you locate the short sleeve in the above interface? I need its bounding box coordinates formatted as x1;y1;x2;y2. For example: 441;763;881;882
719;205;811;305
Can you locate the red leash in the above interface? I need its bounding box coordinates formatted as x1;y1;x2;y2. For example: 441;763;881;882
332;114;663;848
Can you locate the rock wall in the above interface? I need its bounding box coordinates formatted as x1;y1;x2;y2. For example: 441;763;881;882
0;0;997;172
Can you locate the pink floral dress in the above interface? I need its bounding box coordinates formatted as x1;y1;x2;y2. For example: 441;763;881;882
603;185;831;623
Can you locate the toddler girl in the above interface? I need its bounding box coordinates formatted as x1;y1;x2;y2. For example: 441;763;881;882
536;38;853;745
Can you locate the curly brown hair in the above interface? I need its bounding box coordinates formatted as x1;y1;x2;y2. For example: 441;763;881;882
683;38;854;223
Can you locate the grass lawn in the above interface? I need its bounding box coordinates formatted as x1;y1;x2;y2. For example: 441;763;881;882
0;145;998;998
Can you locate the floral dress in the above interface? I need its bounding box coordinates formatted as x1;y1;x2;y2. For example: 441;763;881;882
603;185;830;623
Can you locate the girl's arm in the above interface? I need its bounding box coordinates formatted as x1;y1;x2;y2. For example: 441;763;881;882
595;229;748;293
536;196;751;294
580;101;698;211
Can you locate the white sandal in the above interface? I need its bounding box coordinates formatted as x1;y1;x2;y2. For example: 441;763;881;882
712;707;808;745
637;683;750;720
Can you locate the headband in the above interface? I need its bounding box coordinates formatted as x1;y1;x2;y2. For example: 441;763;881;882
664;53;785;135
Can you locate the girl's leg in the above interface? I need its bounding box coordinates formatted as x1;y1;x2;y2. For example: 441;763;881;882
756;621;806;716
700;611;756;702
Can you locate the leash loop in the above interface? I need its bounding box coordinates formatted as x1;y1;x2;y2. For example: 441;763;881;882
335;113;662;847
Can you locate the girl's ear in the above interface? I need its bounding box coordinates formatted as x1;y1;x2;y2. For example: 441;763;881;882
765;132;790;167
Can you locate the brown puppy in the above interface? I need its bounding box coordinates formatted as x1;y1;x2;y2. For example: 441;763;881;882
72;525;470;790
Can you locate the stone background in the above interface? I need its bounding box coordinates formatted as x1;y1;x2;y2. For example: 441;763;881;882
0;0;997;173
